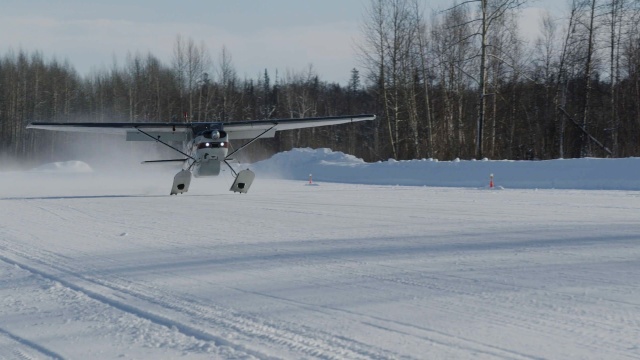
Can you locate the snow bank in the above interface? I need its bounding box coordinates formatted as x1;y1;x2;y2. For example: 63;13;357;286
19;149;640;190
252;148;640;190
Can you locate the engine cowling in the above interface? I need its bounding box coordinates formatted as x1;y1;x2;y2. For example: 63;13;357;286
202;130;227;140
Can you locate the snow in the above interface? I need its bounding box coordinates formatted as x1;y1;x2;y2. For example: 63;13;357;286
30;160;93;173
252;148;640;190
0;149;639;359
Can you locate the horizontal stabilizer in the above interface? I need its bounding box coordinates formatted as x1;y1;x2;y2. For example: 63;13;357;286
141;159;187;164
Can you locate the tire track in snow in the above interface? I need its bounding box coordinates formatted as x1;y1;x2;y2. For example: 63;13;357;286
363;267;640;358
327;258;640;358
0;326;64;360
216;241;540;358
232;239;638;360
0;250;269;360
228;286;540;360
1;203;392;359
70;269;397;360
356;263;640;357
155;235;540;359
0;244;398;360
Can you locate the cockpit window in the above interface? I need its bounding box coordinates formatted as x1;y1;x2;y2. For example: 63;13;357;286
202;130;227;139
204;130;220;139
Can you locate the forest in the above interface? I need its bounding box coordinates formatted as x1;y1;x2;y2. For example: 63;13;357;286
1;0;639;167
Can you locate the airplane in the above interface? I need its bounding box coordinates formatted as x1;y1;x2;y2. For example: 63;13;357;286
27;114;376;195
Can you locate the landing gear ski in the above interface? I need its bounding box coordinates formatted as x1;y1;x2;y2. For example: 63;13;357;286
230;169;255;193
170;170;192;195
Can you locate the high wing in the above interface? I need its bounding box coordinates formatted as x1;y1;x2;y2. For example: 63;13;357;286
222;114;376;139
26;122;195;141
27;114;375;141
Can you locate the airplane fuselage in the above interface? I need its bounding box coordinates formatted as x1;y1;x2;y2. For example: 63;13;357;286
187;129;229;177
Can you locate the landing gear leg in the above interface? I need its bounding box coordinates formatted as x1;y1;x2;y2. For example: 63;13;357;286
223;123;276;194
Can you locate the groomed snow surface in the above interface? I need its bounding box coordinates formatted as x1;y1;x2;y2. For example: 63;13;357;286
1;148;639;359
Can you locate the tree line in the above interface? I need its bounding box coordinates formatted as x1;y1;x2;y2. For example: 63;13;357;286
358;0;640;160
0;40;376;166
1;0;639;167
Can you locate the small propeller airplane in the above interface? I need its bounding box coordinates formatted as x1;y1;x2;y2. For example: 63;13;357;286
27;114;375;194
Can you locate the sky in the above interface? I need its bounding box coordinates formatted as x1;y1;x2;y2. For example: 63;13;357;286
2;0;563;85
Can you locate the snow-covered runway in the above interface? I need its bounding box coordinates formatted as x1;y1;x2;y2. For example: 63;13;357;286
1;167;639;359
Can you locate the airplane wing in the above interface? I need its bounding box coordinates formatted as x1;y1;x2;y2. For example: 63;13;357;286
26;122;195;141
27;114;376;141
222;114;376;139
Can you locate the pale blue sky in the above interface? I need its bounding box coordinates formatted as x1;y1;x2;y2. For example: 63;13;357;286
2;0;561;85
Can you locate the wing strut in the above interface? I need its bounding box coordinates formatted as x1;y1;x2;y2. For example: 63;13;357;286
221;122;277;178
223;159;238;177
223;123;277;193
136;128;195;161
225;123;277;159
